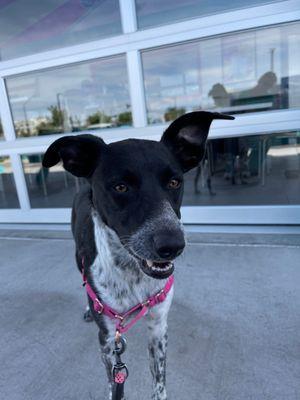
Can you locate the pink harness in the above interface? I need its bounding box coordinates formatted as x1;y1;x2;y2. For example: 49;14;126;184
82;262;174;334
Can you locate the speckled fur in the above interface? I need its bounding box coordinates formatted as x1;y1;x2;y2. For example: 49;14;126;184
128;201;184;261
43;111;232;400
88;207;176;399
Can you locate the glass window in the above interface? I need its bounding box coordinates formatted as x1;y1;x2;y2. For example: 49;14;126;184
136;0;282;29
142;22;300;124
182;130;300;206
0;156;19;208
6;55;132;138
22;153;84;208
0;0;121;61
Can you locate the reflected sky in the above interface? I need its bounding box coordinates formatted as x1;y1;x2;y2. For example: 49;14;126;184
6;54;131;137
136;0;283;28
142;22;300;123
0;0;121;60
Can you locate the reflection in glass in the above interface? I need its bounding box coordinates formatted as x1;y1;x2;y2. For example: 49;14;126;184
0;156;19;208
7;55;132;138
142;22;300;123
0;118;3;140
136;0;282;29
182;131;300;206
0;0;121;61
22;153;84;208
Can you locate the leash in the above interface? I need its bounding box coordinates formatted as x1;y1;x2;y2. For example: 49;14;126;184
112;334;128;400
81;258;174;400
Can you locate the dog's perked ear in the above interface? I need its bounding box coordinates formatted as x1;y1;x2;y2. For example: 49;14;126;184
161;111;235;172
42;134;105;177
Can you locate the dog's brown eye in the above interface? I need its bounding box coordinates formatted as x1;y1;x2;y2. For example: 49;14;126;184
114;184;128;193
167;179;181;189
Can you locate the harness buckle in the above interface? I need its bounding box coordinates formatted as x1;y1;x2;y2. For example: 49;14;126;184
142;299;150;307
114;314;124;321
94;298;104;314
156;289;166;303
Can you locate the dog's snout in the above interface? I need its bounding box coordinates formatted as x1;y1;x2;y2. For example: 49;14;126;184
156;245;183;259
153;232;185;260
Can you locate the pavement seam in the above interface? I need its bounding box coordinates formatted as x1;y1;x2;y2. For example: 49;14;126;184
187;242;300;249
0;235;299;248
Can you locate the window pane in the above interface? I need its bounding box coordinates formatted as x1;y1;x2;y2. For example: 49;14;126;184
0;0;121;61
136;0;282;29
22;153;84;208
7;55;132;138
142;22;300;123
0;156;19;208
182;130;300;206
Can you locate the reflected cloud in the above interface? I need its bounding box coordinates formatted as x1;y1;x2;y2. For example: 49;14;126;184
142;22;300;123
7;55;132;138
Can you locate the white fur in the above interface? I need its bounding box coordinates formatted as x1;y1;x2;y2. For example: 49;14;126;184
90;210;173;341
90;206;177;399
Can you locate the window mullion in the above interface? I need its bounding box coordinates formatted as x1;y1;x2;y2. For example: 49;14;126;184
119;0;137;33
9;153;31;211
127;50;147;128
0;78;15;141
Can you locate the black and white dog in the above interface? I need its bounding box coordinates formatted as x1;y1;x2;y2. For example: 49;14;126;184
43;111;234;400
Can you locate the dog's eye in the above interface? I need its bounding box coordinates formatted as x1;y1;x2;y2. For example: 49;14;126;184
114;184;128;193
167;179;181;189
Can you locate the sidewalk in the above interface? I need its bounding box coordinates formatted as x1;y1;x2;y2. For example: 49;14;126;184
0;231;299;400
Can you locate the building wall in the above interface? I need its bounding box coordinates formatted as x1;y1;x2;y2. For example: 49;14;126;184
0;0;299;224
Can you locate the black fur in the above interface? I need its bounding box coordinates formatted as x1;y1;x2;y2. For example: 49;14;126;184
42;111;234;399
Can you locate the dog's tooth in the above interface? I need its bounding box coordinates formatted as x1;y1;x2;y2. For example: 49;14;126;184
146;260;153;267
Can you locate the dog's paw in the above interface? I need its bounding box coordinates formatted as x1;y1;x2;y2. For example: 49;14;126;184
152;390;167;400
83;308;94;322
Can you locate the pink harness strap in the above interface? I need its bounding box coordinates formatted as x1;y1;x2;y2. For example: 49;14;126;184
82;261;174;334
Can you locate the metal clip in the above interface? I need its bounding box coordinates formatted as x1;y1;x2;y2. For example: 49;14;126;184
112;335;129;376
142;299;150;307
94;298;104;314
114;314;124;321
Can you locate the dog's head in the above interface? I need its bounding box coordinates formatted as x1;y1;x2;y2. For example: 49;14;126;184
43;111;234;279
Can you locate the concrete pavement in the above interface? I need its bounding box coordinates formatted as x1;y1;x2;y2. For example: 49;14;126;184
0;232;299;400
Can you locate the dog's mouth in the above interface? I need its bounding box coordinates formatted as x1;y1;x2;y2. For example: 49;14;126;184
122;243;175;279
141;259;174;279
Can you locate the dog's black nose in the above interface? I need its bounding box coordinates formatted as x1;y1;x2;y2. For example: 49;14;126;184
154;232;185;260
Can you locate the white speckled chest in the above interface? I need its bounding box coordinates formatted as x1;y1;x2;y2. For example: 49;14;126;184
90;211;172;315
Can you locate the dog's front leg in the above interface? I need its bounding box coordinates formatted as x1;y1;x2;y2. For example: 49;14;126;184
147;295;173;400
147;314;168;400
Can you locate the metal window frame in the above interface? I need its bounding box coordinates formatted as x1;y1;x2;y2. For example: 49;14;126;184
0;0;299;224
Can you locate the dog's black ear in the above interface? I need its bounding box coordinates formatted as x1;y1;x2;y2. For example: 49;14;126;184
161;111;234;172
42;134;105;177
